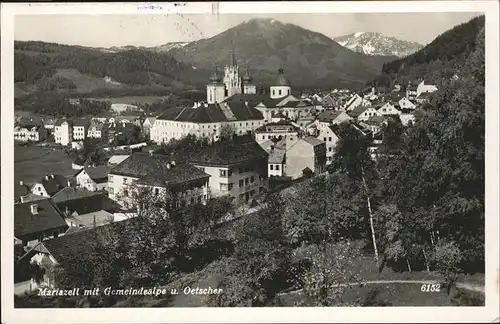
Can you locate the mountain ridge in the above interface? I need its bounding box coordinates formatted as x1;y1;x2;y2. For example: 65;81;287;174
334;32;423;58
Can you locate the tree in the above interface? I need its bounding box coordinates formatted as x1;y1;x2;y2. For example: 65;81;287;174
431;240;463;294
298;240;365;306
219;123;236;140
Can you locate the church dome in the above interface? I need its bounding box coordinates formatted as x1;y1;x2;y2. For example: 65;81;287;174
275;68;291;86
242;67;253;82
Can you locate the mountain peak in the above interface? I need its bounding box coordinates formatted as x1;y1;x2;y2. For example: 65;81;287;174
334;32;423;57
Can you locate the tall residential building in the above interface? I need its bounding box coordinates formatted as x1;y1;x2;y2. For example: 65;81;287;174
188;135;269;205
54;119;73;146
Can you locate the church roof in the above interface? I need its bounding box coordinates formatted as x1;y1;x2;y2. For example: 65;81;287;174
274;68;291;86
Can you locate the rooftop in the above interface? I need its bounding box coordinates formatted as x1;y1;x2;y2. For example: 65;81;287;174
189;135;268;167
14;198;68;238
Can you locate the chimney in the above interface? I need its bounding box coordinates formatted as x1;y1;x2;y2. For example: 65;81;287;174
45;174;49;180
170;161;176;167
67;180;71;187
50;174;55;179
30;204;38;215
20;196;27;203
19;180;23;186
244;101;248;107
166;163;171;169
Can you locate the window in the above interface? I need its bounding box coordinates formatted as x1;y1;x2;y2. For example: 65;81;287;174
239;179;244;187
279;89;282;96
328;137;332;142
270;164;274;170
123;178;128;184
228;183;234;191
154;188;159;195
250;176;255;183
219;169;228;177
323;137;327;142
329;147;333;152
275;165;280;171
228;169;233;177
220;183;228;191
244;178;249;185
123;189;129;197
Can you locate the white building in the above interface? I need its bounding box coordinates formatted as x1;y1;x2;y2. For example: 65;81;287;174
416;80;438;97
73;119;90;141
317;126;341;165
350;106;383;122
54;120;73;146
254;121;300;144
188;135;269;205
75;166;111;192
14;125;46;142
398;97;417;110
344;93;363;111
377;102;402;116
87;121;106;139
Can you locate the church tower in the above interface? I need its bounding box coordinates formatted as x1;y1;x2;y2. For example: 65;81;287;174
242;66;257;94
223;47;242;98
206;65;225;104
270;67;292;99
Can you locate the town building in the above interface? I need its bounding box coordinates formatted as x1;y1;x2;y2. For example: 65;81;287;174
14;125;46;142
54;119;73;146
188;135;269;205
254;121;300;144
377;102;402;116
142;117;157;137
317;126;341;165
282;136;326;179
73;119;90;141
416;80;438;97
31;174;73;198
349;105;383;122
316;110;352;130
74;166;111;192
108;153;211;206
398;97;417;110
87;121;106;139
344;93;363;111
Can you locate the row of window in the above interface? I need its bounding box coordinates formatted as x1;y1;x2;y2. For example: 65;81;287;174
219;166;253;178
322;137;334;142
269;164;281;171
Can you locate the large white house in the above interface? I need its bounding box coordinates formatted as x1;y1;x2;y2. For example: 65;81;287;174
54;119;73;146
254;121;300;144
317;126;341;165
73;119;90;141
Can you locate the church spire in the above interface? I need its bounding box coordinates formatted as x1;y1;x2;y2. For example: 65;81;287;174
209;65;221;83
230;40;237;67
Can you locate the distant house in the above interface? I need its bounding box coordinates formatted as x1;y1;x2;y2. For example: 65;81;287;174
349;105;382;122
286;136;327;179
142;117;156;137
54;119;73;146
344;93;363;111
398;97;417;110
317;110;352;130
73;118;90;141
87;121;106;139
14;125;47;142
317;126;341;165
74;166;111;192
360;115;388;135
254;121;300;144
416;80;438;97
43;119;56;130
31;174;73;198
377;102;401;116
259;139;287;178
14;198;68;248
189;135;269;205
405;82;418;100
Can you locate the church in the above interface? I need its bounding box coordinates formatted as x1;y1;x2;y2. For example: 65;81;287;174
150;49;314;144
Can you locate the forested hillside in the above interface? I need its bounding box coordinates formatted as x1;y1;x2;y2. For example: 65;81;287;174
14;41;210;96
371;15;484;88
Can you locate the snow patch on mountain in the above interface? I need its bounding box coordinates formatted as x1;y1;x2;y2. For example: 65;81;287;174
333;32;423;58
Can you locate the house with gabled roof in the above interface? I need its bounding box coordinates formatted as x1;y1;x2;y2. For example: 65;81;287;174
377;102;402;116
254;121;300;144
317;125;341;165
317;110;352;130
189;134;269;205
360;115;389;135
74;165;111;192
349;105;383;122
30;174;73;198
344;93;363;111
398;97;417;110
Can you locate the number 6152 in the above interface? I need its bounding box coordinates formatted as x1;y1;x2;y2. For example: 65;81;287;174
421;284;441;292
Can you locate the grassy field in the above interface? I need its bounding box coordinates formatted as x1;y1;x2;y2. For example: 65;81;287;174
15;145;76;184
54;68;125;93
84;95;172;105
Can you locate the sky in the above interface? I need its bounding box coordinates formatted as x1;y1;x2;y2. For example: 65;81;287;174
15;12;481;48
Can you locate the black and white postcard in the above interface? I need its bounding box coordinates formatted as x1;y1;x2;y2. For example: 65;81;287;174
1;1;499;323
